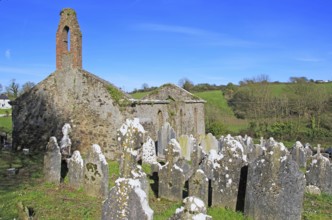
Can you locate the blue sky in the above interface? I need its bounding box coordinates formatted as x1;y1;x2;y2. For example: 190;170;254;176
1;0;332;92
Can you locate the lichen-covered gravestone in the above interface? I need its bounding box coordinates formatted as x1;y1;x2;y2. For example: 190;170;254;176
290;141;307;168
179;134;195;161
118;118;150;195
60;123;72;157
84;144;109;198
157;122;176;158
170;197;212;220
118;118;146;176
189;169;209;206
306;145;332;195
244;138;306;220
102;178;153;220
142;136;157;164
212;135;247;210
191;139;204;171
200;133;219;153
117;118;145;151
44;137;61;184
159;139;185;201
67;150;84;189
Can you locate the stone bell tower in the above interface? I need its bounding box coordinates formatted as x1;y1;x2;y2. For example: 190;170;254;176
56;8;82;70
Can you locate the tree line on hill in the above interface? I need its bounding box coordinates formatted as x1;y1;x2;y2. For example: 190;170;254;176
226;76;332;144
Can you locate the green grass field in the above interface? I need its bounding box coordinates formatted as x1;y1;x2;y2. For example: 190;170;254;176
1;150;331;219
0;116;12;133
194;90;248;133
0;108;12;115
130;91;150;99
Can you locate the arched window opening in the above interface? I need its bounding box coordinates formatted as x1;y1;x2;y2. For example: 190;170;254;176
63;26;70;52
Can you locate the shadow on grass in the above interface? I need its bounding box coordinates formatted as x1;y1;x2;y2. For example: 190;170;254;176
0;150;44;191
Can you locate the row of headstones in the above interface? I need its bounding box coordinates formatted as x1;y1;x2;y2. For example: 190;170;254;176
102;118;213;219
157;122;332;195
148;122;332;219
297;143;332;195
104;120;288;219
44;120;331;219
43;124;109;198
156;122;262;163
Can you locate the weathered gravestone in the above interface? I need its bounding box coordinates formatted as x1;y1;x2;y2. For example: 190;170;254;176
44;137;61;184
170;196;212;220
159;139;185;201
179;134;195;161
117;118;145;151
189;169;209;206
118;118;149;195
200;133;219;153
200;149;222;180
247;143;264;163
142;136;157;164
212;136;247;210
67;150;84;189
244;138;306;220
290;141;307;168
157;122;176;158
84;144;109;198
306;145;332;195
105;118;152;217
191;139;204;171
60;123;71;157
102;178;153;220
304;143;313;158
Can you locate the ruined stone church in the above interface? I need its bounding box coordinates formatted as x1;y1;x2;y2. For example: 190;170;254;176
12;8;205;159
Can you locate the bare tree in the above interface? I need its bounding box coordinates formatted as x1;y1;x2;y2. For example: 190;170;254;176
6;79;20;99
20;81;36;94
141;83;149;90
178;78;194;91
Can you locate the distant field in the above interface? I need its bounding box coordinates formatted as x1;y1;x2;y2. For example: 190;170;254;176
194;90;248;133
130;92;150;99
248;82;332;97
194;90;234;117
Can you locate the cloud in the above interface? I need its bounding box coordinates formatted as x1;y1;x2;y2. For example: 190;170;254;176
134;23;259;48
295;57;322;62
136;23;213;36
5;49;11;59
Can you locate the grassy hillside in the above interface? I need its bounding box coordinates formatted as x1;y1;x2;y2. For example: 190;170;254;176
194;90;248;133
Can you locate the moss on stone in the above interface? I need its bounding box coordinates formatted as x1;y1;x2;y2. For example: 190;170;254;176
107;85;126;105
